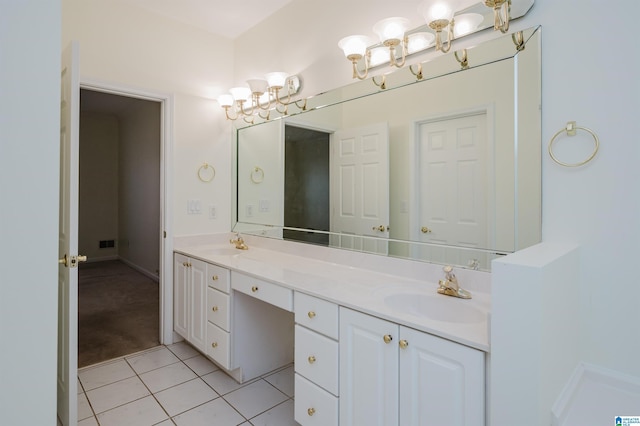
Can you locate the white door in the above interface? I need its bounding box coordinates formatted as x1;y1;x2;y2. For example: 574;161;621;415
188;258;207;352
57;42;80;426
414;113;489;266
339;308;398;426
330;122;389;254
173;253;189;338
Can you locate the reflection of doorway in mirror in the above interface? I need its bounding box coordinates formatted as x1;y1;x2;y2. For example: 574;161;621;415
413;112;492;269
330;122;390;255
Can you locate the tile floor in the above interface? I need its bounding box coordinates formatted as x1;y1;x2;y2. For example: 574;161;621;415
73;343;300;426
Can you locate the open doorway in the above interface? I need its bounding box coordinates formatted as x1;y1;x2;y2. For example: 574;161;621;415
78;88;161;367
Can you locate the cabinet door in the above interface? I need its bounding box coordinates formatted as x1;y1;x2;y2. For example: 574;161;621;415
173;253;189;338
399;326;485;426
188;258;207;352
339;308;399;426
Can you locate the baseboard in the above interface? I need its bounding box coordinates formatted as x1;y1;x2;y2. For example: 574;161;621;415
552;362;640;426
118;257;160;283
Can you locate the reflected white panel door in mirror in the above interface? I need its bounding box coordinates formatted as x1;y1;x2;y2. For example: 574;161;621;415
414;112;491;267
330;122;389;255
58;42;79;426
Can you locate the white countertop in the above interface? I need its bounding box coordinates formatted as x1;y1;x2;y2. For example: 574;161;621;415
174;233;491;352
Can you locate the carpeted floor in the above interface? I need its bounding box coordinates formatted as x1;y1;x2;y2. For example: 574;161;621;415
78;260;160;368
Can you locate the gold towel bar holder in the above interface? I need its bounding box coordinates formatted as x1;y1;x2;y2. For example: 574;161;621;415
548;121;599;167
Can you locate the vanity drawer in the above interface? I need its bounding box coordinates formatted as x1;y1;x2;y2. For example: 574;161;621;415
295;373;338;426
232;271;293;312
207;288;230;332
295;325;339;395
295;292;339;339
206;322;230;370
207;263;230;293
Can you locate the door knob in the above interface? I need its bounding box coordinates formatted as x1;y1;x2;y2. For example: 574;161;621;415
372;225;386;232
59;254;87;268
421;226;432;233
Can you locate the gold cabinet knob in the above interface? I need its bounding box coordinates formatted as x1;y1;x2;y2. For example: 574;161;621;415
308;311;316;319
251;285;259;292
421;226;432;233
307;408;316;416
372;225;386;232
183;262;188;267
399;339;409;349
308;355;316;364
383;334;393;344
212;275;219;281
212;306;219;312
211;342;218;348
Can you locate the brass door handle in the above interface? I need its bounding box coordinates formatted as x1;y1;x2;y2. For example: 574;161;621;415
383;334;393;344
421;226;432;233
59;254;87;268
372;225;387;232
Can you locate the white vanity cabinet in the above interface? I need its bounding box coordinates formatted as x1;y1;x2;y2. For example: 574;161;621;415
173;253;207;352
294;292;340;426
340;307;485;426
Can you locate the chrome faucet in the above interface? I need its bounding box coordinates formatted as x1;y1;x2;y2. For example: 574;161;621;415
230;233;249;250
437;265;472;299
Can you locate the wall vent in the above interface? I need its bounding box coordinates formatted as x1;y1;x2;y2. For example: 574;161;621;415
99;240;115;249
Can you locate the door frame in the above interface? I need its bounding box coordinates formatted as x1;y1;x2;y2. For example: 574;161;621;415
80;78;175;345
408;105;496;254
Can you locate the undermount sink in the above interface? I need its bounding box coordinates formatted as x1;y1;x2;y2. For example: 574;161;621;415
210;248;244;256
383;292;485;324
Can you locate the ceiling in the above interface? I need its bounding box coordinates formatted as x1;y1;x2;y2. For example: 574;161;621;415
127;0;296;39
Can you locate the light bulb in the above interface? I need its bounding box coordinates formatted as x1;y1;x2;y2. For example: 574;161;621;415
338;35;370;60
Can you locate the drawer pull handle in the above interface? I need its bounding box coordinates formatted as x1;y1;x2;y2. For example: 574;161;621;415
212;306;219;312
383;334;393;344
307;311;316;319
251;285;259;292
212;275;219;281
211;342;218;348
308;355;316;364
307;408;315;416
399;339;409;349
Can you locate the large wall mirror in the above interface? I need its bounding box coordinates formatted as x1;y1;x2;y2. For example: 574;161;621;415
234;26;541;271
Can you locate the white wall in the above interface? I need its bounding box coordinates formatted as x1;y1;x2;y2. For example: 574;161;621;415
62;0;235;237
79;112;120;261
234;0;640;381
118;99;161;277
0;1;60;424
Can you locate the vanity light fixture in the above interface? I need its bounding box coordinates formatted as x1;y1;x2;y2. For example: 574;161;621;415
485;0;511;33
217;72;303;122
338;0;510;81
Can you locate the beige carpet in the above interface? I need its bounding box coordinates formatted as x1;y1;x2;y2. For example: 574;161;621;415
78;260;160;368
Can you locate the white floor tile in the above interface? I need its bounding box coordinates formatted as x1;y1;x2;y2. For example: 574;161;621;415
166;341;200;360
183;355;219;376
78;359;136;391
78;392;94;420
139;361;198;393
126;347;180;374
250;399;299;426
224;379;289;419
264;365;294;397
78;416;99;426
86;376;150;414
155;378;219;417
201;370;255;396
172;398;245;426
96;395;168;426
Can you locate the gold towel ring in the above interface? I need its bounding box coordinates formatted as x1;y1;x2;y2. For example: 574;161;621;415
197;163;215;182
250;166;264;184
548;121;599;167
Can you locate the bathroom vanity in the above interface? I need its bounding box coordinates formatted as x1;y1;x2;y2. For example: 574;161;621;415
174;234;490;426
